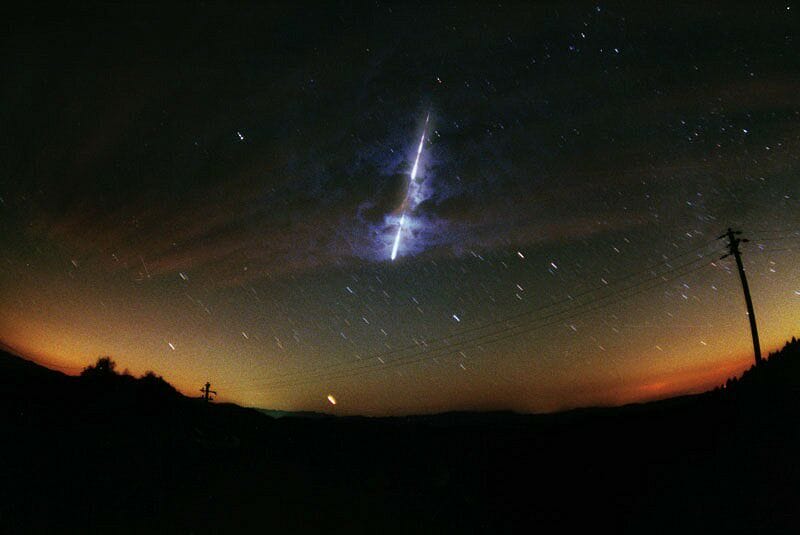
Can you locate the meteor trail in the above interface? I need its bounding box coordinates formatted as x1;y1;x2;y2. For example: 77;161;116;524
390;113;429;261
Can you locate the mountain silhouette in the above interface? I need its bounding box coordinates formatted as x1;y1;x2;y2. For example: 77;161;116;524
2;342;799;533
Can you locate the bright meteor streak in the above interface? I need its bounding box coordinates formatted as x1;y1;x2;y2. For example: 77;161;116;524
390;113;429;261
390;214;405;260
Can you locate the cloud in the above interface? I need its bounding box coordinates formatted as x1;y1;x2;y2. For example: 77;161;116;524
7;2;800;287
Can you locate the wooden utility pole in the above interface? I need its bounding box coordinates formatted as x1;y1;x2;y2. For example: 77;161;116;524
200;382;217;402
719;227;762;366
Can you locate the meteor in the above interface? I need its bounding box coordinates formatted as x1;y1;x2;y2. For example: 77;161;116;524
390;113;429;261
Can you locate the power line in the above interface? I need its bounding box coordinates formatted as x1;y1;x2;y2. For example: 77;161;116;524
219;224;798;396
747;226;800;235
251;258;717;391
218;238;721;389
229;250;719;391
749;235;800;243
755;246;800;253
230;249;720;392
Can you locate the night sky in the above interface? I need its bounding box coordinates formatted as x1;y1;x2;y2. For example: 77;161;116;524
2;2;799;415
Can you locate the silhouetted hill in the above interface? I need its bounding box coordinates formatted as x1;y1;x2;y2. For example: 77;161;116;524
0;347;69;391
2;354;268;436
719;336;800;400
257;408;334;419
2;342;800;533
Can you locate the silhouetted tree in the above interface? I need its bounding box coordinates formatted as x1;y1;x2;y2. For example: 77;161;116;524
81;356;118;378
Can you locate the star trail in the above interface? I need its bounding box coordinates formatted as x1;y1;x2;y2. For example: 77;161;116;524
1;3;799;415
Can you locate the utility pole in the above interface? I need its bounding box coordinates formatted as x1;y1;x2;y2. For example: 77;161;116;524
719;227;762;366
200;381;217;402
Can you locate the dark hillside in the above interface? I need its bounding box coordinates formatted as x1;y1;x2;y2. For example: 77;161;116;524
1;342;799;533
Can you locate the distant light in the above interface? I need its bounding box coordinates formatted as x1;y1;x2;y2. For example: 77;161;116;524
237;131;244;141
168;342;176;351
550;261;559;270
452;314;461;322
517;251;525;259
327;394;337;405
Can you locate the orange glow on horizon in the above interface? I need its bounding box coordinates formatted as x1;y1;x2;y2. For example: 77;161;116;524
1;325;787;414
1;241;798;415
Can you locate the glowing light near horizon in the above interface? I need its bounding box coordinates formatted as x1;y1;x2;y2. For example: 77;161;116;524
327;394;337;405
390;113;430;261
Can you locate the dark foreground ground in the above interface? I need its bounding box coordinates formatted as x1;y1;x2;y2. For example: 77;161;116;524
2;341;799;534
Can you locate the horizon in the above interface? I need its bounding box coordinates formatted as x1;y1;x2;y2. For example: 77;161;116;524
0;337;790;417
1;3;799;416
